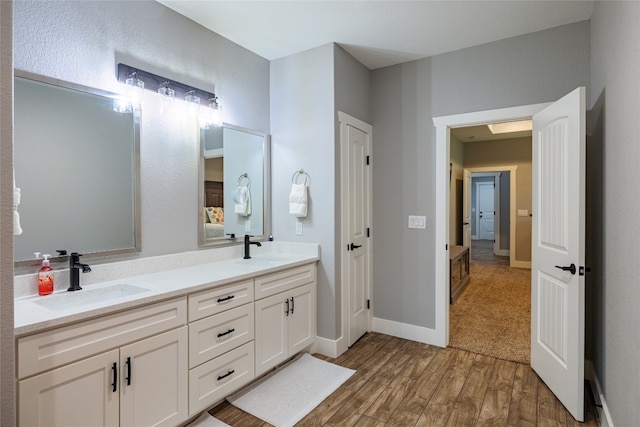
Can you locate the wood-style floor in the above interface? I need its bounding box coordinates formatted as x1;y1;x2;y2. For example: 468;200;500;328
471;239;510;266
209;333;600;426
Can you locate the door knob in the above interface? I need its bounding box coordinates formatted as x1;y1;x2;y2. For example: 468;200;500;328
350;243;362;251
555;263;576;275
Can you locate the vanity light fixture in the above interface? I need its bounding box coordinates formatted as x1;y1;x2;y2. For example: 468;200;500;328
117;63;218;116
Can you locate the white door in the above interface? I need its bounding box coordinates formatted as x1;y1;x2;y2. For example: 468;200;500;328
462;169;472;247
339;112;372;347
531;87;585;421
477;181;495;240
120;327;188;427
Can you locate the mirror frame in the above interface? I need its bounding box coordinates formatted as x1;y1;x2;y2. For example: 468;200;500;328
198;123;271;247
13;69;142;267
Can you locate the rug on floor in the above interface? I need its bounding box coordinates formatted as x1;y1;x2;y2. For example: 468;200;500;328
449;262;531;364
227;353;355;427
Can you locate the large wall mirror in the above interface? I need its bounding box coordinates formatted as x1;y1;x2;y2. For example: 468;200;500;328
13;70;141;264
199;124;271;246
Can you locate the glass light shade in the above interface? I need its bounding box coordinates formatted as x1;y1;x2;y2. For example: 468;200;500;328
125;74;144;106
199;98;222;129
157;84;175;113
185;91;200;117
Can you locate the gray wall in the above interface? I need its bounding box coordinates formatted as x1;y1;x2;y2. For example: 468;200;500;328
270;43;370;340
370;21;590;329
0;2;15;424
589;2;640;425
13;0;270;261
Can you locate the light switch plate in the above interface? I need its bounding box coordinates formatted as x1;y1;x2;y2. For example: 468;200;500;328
408;215;427;229
245;220;251;232
295;221;303;236
517;209;529;217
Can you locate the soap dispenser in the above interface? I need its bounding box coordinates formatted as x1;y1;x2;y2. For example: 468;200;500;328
38;254;54;296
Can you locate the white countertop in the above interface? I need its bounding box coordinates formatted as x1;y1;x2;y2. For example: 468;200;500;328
15;242;319;336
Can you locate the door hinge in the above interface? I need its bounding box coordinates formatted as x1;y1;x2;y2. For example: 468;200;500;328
366;155;370;165
367;227;370;237
367;299;370;309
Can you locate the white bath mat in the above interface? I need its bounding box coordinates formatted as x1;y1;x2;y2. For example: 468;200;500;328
227;353;355;427
186;411;231;427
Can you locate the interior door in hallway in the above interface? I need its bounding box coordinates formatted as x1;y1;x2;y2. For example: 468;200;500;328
531;87;586;422
339;112;372;348
476;181;495;241
462;169;472;247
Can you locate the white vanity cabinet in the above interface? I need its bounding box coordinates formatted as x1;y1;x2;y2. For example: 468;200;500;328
254;264;317;376
17;298;188;427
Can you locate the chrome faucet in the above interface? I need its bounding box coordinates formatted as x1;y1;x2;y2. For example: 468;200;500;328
243;234;262;259
68;252;91;291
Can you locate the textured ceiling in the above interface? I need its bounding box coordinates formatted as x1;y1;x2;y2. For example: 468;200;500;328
157;0;595;70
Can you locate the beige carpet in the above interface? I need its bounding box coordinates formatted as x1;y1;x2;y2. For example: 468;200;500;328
449;262;531;364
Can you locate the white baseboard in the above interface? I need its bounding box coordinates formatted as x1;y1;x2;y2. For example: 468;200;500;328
510;260;531;269
495;249;510;257
586;359;614;427
372;317;439;346
313;335;345;358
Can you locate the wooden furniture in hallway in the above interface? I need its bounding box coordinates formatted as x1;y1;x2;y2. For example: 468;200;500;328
450;245;470;303
209;332;600;426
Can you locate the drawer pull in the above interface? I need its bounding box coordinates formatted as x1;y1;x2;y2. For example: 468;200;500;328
217;370;235;381
285;298;290;316
217;295;235;303
111;362;117;393
290;296;295;314
217;328;235;338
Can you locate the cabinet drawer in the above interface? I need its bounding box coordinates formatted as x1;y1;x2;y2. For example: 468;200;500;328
189;304;254;368
18;298;187;379
188;341;255;416
188;279;254;322
254;263;316;300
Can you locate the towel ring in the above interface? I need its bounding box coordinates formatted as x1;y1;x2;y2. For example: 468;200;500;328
292;169;310;185
238;173;251;187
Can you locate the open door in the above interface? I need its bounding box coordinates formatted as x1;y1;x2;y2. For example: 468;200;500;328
531;87;586;421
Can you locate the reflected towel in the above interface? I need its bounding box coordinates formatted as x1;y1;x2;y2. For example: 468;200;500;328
14;185;22;235
289;183;307;218
234;185;251;216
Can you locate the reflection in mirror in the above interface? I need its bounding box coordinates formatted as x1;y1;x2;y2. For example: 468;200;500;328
199;124;270;247
13;71;141;264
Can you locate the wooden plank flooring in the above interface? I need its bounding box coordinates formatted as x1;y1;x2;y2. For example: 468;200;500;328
208;333;600;426
471;239;509;266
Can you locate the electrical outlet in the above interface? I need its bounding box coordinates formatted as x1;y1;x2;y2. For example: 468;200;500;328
295;221;303;236
245;220;251;232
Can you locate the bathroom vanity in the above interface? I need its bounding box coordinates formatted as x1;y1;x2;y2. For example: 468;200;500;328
14;244;318;427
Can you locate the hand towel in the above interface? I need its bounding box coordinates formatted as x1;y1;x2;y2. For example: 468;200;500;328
289;183;308;218
13;180;23;236
234;185;251;216
185;411;230;427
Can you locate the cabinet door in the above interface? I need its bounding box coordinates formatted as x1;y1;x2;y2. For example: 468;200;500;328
18;349;119;427
289;283;316;355
254;292;288;376
120;327;188;427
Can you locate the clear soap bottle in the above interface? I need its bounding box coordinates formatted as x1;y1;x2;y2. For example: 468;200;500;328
38;254;54;296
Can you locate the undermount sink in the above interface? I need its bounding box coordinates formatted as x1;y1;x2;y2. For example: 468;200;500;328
34;284;150;311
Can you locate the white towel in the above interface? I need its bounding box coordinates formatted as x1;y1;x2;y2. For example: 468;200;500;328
289;183;308;218
13;182;23;236
233;185;251;216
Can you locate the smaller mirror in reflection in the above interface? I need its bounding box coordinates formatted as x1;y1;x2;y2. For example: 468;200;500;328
200;124;270;246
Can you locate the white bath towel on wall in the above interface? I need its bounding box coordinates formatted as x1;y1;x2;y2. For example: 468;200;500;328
14;178;22;235
289;183;308;217
234;185;251;216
